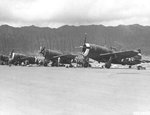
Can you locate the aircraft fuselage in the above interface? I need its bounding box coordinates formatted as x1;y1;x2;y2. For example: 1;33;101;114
82;43;141;66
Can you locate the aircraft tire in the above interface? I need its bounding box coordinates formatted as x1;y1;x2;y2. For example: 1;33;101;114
105;62;111;69
83;62;89;67
43;62;48;66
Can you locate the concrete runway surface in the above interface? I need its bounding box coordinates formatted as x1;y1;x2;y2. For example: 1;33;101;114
0;66;150;115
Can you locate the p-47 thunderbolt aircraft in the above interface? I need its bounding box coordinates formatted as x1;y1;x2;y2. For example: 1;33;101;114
81;36;142;68
39;47;77;66
8;50;39;66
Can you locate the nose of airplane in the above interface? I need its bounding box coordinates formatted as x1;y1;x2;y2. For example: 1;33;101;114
9;49;14;58
82;43;90;57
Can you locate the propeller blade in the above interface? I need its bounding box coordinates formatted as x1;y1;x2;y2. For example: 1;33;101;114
39;46;45;53
9;49;14;58
83;33;87;45
75;33;87;52
75;46;83;49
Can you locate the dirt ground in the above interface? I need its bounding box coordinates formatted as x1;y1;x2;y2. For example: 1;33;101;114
0;66;150;115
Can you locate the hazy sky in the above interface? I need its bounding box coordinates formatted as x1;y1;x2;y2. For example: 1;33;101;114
0;0;150;28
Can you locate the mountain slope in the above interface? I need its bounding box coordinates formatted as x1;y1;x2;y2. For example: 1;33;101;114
0;24;150;55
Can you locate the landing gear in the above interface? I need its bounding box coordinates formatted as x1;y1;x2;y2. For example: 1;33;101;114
65;64;74;68
51;60;60;67
43;60;49;66
105;57;112;69
43;62;48;66
51;57;60;67
0;61;4;65
105;62;111;68
83;62;91;67
83;57;91;67
51;62;57;67
137;66;146;70
24;60;29;66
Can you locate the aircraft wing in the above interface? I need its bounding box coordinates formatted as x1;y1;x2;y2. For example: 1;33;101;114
99;50;138;59
141;60;150;63
51;54;77;60
19;56;35;61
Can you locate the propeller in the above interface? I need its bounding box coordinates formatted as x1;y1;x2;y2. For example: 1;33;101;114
9;49;14;59
82;33;88;52
74;46;83;49
74;33;90;67
39;46;45;53
75;33;87;50
83;33;87;45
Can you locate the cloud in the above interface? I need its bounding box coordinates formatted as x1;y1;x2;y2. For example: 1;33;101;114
0;0;150;27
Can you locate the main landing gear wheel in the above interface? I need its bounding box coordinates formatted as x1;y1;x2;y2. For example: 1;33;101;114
105;57;112;69
105;62;111;68
43;60;48;66
129;65;132;68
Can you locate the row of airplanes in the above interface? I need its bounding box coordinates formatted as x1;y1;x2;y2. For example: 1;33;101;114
0;34;150;69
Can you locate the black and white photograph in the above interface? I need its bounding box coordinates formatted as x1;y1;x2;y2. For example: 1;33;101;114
0;0;150;115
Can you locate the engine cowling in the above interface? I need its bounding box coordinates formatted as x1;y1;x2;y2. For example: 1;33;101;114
82;43;90;57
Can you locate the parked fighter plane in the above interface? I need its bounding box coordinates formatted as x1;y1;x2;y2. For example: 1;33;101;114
8;50;39;66
0;54;9;65
80;35;142;68
39;46;77;66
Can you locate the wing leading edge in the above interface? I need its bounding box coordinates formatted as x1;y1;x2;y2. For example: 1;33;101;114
99;50;139;60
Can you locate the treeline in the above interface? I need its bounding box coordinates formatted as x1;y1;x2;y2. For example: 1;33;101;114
0;24;150;55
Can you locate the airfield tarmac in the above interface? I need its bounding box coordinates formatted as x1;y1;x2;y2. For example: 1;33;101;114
0;66;150;115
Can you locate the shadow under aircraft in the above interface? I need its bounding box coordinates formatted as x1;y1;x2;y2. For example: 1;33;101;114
39;47;78;67
80;34;142;68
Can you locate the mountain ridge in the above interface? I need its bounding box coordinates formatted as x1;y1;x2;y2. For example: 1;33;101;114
0;24;150;55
